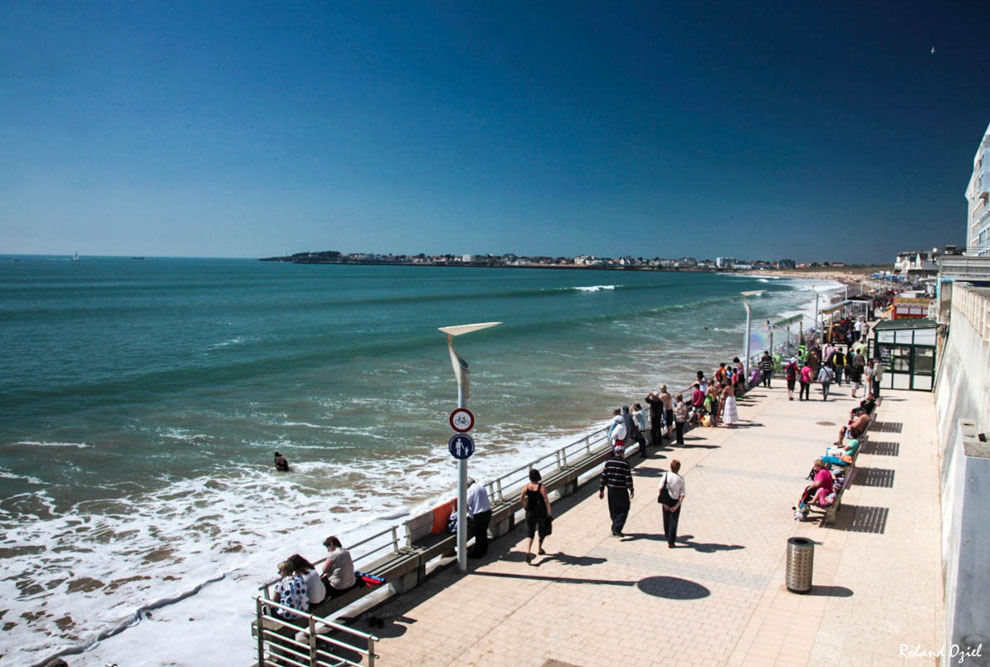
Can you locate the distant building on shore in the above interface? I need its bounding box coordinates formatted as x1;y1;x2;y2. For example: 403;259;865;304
966;120;990;256
778;259;796;269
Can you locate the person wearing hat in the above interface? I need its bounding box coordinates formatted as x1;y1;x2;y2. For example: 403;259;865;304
598;444;634;536
608;410;627;449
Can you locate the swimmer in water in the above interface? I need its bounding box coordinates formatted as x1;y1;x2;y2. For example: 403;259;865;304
274;451;289;472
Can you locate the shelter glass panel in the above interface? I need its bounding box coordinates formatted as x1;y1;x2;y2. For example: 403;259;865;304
913;348;934;375
891;345;912;372
895;331;914;344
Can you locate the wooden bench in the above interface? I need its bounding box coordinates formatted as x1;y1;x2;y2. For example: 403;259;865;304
807;398;881;527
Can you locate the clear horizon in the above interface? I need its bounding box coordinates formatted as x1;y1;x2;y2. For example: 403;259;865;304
2;2;989;263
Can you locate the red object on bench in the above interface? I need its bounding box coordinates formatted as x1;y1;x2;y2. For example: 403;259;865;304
356;571;385;587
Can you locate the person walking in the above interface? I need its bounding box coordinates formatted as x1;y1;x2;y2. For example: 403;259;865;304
466;478;492;558
784;357;798;401
799;360;813;401
759;351;774;388
599;445;634;536
521;469;551;564
848;360;863;398
817;363;835;401
658;460;686;548
832;347;845;386
673;394;688;446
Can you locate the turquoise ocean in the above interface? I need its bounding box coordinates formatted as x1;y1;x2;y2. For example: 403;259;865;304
0;257;825;663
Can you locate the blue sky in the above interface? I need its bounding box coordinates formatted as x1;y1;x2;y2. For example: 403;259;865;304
2;1;989;263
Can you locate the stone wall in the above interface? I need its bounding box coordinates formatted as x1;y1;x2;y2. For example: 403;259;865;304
934;284;990;663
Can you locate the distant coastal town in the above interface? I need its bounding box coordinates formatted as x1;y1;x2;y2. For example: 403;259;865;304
261;250;853;271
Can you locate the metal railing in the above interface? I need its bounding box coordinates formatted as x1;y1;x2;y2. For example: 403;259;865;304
259;424;613;596
255;597;377;667
481;424;612;505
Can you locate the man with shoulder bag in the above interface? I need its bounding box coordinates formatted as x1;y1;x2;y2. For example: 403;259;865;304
658;460;686;548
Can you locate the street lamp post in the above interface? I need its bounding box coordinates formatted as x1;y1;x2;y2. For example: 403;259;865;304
740;291;765;379
438;321;501;572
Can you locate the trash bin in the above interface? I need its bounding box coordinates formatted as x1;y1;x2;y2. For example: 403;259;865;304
785;537;814;593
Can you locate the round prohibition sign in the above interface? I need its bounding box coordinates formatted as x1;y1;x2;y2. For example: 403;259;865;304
449;407;475;433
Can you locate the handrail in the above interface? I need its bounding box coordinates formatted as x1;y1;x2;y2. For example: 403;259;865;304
259;424;612;590
255;596;377;667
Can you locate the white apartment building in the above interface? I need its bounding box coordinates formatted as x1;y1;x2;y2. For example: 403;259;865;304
965;121;990;256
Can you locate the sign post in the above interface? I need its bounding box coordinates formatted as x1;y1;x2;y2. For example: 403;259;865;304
438;321;501;572
740;291;764;378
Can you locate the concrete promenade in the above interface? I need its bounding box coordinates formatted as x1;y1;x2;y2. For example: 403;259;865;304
362;384;943;666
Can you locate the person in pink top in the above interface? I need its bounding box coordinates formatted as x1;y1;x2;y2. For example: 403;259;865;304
795;459;834;514
798;361;813;401
691;383;705;410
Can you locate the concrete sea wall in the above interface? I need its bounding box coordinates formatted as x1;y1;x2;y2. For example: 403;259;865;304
934;283;990;663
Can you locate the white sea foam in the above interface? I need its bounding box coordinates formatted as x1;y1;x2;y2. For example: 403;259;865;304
573;284;618;292
160;429;212;443
3;408;625;665
0;468;45;485
13;440;89;449
208;336;245;350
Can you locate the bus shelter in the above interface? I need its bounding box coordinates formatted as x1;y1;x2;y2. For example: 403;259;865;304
868;318;937;391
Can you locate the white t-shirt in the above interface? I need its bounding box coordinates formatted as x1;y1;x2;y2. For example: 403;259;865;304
303;568;326;604
609;421;627;443
660;472;685;501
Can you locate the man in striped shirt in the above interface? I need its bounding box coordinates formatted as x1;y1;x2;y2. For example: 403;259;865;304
759;351;774;388
598;445;634;536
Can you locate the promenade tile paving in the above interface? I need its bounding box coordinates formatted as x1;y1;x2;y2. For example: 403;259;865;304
363;384;942;666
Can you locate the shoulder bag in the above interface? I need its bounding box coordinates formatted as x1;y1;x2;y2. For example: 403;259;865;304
658;473;676;508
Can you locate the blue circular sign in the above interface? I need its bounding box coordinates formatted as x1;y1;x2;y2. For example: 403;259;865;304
448;434;475;460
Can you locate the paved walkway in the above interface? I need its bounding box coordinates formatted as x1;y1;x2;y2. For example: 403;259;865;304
360;383;943;666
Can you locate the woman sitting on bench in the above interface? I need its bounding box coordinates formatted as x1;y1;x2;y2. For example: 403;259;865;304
794;459;834;519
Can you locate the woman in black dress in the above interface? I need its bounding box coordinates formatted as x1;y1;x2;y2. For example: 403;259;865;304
520;468;552;564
